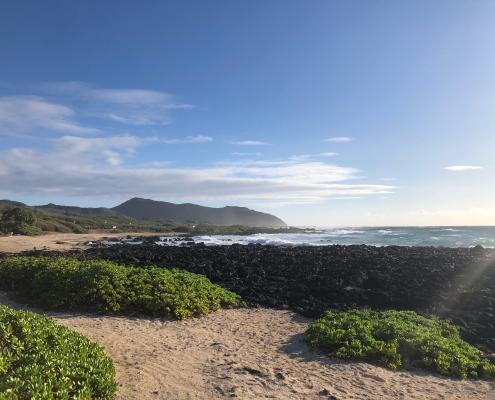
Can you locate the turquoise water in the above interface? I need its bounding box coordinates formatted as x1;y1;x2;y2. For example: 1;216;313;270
191;226;495;248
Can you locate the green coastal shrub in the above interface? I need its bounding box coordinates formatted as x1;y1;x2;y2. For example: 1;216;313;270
0;304;117;399
0;257;244;320
306;309;495;379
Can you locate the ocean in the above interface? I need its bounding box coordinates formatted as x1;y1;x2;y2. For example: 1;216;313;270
186;226;495;248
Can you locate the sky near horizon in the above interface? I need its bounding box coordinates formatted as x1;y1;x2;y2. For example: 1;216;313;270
1;1;494;227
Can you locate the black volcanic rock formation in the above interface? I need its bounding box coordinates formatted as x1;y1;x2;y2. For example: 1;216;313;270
13;244;495;352
32;244;494;353
112;198;287;227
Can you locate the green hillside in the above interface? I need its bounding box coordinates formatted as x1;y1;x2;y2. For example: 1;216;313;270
0;201;194;235
0;201;307;236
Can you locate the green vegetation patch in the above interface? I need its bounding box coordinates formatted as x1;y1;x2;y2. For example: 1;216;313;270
0;257;244;320
0;304;117;399
0;209;37;236
306;309;495;379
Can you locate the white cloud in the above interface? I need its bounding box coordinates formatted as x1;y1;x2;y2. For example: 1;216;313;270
90;89;179;106
107;114;137;124
0;96;99;135
164;135;213;144
0;140;395;204
290;155;313;161
444;166;482;171
0;82;192;136
379;178;398;181
291;152;337;161
52;135;155;166
41;81;193;126
218;159;358;182
324;137;354;142
230;141;268;145
152;161;172;167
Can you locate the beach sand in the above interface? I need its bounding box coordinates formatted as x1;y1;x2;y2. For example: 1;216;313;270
1;234;494;399
1;292;494;399
0;232;177;253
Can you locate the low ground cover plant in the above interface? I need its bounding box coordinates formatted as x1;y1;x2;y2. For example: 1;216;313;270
0;257;244;319
306;309;495;379
0;304;117;399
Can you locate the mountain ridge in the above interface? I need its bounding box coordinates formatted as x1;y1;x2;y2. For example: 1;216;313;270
0;198;287;227
112;198;287;227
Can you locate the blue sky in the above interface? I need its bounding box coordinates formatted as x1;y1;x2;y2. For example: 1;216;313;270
1;1;494;226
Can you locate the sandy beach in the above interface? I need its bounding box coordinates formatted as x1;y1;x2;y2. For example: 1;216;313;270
1;234;495;399
1;292;494;399
0;232;174;254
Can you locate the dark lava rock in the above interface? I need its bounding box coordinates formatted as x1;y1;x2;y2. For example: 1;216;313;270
9;244;495;352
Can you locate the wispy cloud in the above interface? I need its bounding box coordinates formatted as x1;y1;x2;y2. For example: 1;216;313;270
0;139;395;204
231;152;262;156
0;82;192;136
379;178;398;181
164;135;213;144
41;81;193;126
230;140;268;145
324;137;354;142
53;135;156;166
290;152;337;161
152;161;173;167
444;166;482;171
0;96;100;135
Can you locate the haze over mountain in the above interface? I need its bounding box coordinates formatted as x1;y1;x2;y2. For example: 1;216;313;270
0;198;287;227
112;198;287;227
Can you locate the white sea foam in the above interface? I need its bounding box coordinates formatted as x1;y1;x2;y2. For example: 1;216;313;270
430;228;464;232
377;230;401;235
327;229;365;236
99;227;495;248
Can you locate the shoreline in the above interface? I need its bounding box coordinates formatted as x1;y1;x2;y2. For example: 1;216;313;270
0;232;181;254
1;231;495;254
